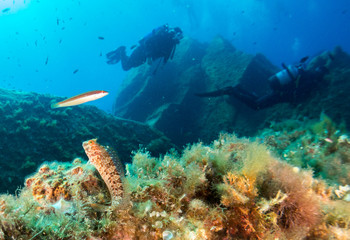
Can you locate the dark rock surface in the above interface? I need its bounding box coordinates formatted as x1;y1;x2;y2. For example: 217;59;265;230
0;89;173;193
262;46;350;128
114;37;207;145
114;36;279;145
114;36;350;147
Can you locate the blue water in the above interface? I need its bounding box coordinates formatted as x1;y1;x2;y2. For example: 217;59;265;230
0;0;349;112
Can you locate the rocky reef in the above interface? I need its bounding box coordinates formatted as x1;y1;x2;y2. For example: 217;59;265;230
113;36;350;147
0;88;173;193
1;35;350;239
256;113;350;187
1;133;349;239
262;46;350;130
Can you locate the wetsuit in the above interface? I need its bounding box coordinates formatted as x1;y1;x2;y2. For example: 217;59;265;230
196;65;328;110
107;25;183;71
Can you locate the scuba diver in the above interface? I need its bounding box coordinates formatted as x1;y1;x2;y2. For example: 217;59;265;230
106;24;183;72
196;56;331;110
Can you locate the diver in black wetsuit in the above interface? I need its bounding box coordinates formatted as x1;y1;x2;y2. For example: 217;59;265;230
106;24;183;72
196;56;331;110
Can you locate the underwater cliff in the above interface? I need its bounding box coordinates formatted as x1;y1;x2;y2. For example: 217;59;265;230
1;35;350;239
0;89;173;193
113;36;350;147
113;36;280;145
0;132;349;239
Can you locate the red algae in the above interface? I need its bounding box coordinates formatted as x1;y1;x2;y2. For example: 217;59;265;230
0;133;349;239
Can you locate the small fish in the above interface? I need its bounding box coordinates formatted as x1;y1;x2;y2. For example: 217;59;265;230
45;56;49;65
82;139;125;203
98;36;104;40
73;69;79;74
2;8;10;13
51;90;109;108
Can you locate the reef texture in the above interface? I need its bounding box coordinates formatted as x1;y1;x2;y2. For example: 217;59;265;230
0;89;173;193
113;36;278;145
262;46;350;131
257;113;350;187
1;133;350;239
113;36;350;147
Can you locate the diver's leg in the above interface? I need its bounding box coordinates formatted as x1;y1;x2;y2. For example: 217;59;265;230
230;85;260;110
197;85;261;109
255;92;281;109
121;47;147;71
195;86;236;97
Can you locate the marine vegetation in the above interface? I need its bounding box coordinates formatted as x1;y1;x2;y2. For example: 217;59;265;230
0;134;350;239
259;113;350;186
0;88;172;194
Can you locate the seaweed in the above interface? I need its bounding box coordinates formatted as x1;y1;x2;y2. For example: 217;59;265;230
0;133;349;239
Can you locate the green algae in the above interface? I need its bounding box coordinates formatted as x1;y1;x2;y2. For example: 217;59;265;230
0;88;173;194
0;133;349;239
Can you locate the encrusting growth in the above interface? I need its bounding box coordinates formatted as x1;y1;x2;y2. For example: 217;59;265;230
82;139;125;202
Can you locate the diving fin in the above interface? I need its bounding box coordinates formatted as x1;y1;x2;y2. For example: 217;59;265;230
106;46;126;64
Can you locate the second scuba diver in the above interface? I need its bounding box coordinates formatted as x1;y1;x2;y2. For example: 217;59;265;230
196;55;332;110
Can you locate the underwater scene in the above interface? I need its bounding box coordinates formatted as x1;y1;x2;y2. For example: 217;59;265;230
1;0;350;239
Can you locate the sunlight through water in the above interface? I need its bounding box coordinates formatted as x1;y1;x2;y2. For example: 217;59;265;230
0;0;31;14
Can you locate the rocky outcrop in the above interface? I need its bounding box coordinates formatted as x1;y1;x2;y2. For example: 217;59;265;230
114;36;279;145
114;36;350;148
262;46;350;127
0;89;173;193
113;37;207;145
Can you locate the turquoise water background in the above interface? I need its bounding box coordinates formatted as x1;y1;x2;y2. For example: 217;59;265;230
0;0;349;112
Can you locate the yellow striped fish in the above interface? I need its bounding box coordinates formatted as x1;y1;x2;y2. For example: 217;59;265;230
51;90;108;108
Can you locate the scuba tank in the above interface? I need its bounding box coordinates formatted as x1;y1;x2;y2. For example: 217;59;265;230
269;64;300;90
276;65;299;85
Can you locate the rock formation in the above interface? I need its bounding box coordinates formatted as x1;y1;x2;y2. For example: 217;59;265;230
114;36;279;145
0;89;173;193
